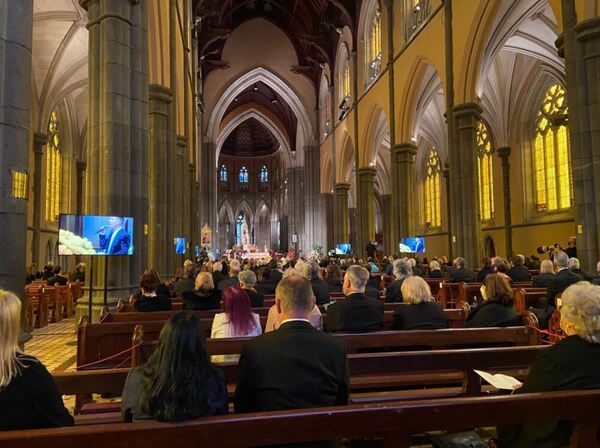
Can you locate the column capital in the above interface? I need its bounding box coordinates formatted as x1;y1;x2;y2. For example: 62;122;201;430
176;135;188;147
357;166;378;179
575;17;600;43
497;146;511;161
149;84;174;103
33;132;48;148
334;182;351;192
453;102;483;119
393;142;417;156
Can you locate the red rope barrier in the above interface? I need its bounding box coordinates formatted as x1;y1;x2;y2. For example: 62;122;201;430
77;341;142;370
526;325;565;344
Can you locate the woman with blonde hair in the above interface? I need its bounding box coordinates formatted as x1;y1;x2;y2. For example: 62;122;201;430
532;259;555;287
390;276;448;330
181;272;222;310
0;290;73;430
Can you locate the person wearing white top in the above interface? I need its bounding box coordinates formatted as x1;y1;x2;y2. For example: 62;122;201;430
211;312;262;338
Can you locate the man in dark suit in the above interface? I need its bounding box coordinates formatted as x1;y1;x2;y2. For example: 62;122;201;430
547;252;583;306
507;254;531;282
325;265;384;332
304;261;330;305
448;257;475;283
173;262;195;296
567;257;595;281
235;275;349;413
256;267;278;295
217;259;240;290
268;259;283;283
98;216;131;255
46;266;67;286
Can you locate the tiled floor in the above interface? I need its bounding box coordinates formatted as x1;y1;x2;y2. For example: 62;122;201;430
26;317;78;372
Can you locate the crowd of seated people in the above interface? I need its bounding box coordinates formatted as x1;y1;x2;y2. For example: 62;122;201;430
25;262;86;285
10;245;600;447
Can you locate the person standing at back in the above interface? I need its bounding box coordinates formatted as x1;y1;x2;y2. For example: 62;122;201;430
235;275;349;413
325;265;384;332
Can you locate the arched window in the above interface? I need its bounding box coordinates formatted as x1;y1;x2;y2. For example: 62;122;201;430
46;111;61;222
341;59;351;102
420;148;441;228
534;84;572;212
319;75;332;140
239;165;249;184
236;213;244;246
365;3;382;84
405;0;431;42
219;164;228;182
337;44;351;120
260;166;269;183
477;121;494;221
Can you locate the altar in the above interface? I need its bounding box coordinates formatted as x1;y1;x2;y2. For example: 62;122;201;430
225;244;270;260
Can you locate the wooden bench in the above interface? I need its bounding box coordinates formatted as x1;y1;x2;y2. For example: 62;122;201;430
514;288;547;313
4;389;599;447
25;284;48;329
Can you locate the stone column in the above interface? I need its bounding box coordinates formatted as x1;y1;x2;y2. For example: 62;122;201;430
32;133;47;266
198;140;217;249
175;135;187;261
349;207;358;252
450;103;482;269
334;182;351;245
0;0;33;306
497;147;513;257
148;84;172;275
304;146;326;254
76;161;86;214
357;167;377;257
381;194;392;254
323;192;334;251
80;0;149;319
442;162;453;257
393;143;417;240
287;167;305;255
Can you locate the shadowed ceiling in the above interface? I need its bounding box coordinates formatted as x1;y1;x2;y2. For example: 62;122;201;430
221;117;280;157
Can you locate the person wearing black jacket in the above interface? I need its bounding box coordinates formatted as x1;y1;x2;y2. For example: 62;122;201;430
385;259;413;303
325;266;384;333
497;282;600;447
391;276;448;330
507;255;531;282
239;269;264;307
476;258;493;283
304;261;330;305
448;257;475;283
465;274;521;328
256;267;278;295
46;266;68;286
182;272;222;310
532;259;555;287
235;275;349;414
134;272;172;312
546;252;583;306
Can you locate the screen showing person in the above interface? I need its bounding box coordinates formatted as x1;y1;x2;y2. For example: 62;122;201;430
335;244;351;255
399;237;426;253
58;214;134;256
175;237;186;255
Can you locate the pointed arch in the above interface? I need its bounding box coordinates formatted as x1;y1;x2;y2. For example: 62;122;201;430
218;200;235;224
235;201;254;225
362;105;388;166
337;131;355;183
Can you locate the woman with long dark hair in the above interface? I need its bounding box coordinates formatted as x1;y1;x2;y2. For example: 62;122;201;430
211;286;262;338
121;312;228;422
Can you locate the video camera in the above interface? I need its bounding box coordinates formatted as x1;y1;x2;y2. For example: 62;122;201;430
536;243;561;254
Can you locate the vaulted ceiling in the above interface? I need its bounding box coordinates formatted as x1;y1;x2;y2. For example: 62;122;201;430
193;0;356;88
221;117;279;157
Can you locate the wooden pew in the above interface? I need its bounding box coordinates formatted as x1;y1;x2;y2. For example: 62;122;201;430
514;288;547;313
25;284;48;329
4;389;600;447
100;306;272;323
43;285;64;323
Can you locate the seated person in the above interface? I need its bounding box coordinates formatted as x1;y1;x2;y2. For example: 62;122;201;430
42;263;54;280
68;262;85;283
547;252;583;306
476;258;493;283
325;264;344;293
464;274;521;328
255;267;277;295
238;270;264;307
131;269;171;301
25;264;38;284
121;312;228;422
532;259;555;288
448;257;475;283
0;290;74;430
211;286;262;338
390;276;448;330
428;259;443;279
497;282;600;447
217;259;240;290
325;265;384;333
173;261;196;296
507;254;531;282
46;266;67;286
568;257;595;282
302;261;330;305
133;272;172;312
181;272;222;310
211;261;226;287
385;259;413;303
235;275;349;413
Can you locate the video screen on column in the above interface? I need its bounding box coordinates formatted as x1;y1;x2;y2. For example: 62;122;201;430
335;244;352;255
174;237;186;255
399;237;426;253
58;214;134;255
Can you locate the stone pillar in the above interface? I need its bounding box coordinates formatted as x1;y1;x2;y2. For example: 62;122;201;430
334;183;351;245
76;161;86;214
32;133;47;266
304;146;326;254
148;85;172;275
199;141;217;249
357;167;377;258
80;0;149;319
287;167;305;255
324;192;334;251
450;103;482;269
381;194;393;254
393;143;417;240
175;135;187;260
0;0;33;307
497;147;513;257
442;162;453;257
349;207;358;252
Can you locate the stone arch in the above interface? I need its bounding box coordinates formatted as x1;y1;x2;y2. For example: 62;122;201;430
337;131;355;183
362;105;388;167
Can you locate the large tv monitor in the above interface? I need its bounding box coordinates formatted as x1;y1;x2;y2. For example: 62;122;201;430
335;243;351;255
59;214;134;255
174;237;186;255
399;237;425;253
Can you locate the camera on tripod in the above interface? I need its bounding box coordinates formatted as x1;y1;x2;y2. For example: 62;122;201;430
536;243;561;254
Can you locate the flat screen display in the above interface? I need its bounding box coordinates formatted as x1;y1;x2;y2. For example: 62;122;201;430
174;237;186;255
59;214;134;256
335;243;351;255
399;237;425;253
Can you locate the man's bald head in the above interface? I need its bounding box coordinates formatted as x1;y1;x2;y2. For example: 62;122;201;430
275;274;315;317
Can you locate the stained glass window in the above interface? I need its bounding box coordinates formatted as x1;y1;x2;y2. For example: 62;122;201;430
339;47;351;108
11;170;28;199
46;111;61;221
239;165;249;184
220;164;228;182
366;5;382;83
420;148;441;227
477;121;494;220
260;166;268;183
534;84;572;212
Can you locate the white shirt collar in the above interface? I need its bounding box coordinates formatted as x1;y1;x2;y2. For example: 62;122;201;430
280;318;310;325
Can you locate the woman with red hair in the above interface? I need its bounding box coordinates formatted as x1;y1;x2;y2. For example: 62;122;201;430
211;286;262;339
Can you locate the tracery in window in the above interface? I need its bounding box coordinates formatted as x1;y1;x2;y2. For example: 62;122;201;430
46;111;61;222
366;5;382;83
219;164;228;182
419;148;441;228
260;166;269;183
239;165;249;184
477;121;494;221
534;84;572;212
